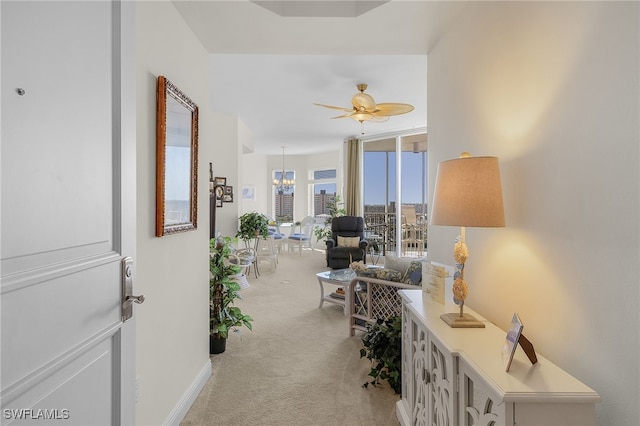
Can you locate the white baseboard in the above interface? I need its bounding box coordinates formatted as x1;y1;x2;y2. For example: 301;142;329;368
162;359;212;426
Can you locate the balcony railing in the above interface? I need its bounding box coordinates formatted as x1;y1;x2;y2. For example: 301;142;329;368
363;208;427;258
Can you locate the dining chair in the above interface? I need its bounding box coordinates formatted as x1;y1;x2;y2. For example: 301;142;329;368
287;215;314;255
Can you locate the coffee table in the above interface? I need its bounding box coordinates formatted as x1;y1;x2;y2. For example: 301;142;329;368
316;269;357;316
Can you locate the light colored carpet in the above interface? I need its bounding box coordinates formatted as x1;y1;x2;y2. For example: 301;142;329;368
180;247;400;426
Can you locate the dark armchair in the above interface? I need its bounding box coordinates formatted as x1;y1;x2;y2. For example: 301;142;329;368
325;216;368;269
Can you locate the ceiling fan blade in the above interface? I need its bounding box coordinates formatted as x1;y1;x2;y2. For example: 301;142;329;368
330;113;356;119
314;103;352;112
351;92;376;111
374;103;414;116
369;116;390;123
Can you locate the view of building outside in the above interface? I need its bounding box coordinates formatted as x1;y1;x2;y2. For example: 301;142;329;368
311;169;337;219
314;187;336;215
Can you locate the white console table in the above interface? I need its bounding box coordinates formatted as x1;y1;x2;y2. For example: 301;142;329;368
397;290;600;426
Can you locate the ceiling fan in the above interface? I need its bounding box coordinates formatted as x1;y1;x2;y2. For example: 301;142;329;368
314;83;414;125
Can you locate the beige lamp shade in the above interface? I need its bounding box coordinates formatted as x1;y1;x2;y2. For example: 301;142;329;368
430;156;505;228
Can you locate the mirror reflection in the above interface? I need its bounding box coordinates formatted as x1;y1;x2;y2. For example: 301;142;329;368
165;95;192;225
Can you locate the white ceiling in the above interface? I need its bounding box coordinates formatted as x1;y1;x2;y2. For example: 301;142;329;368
172;0;465;155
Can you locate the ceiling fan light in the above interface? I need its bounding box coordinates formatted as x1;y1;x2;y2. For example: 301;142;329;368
351;112;373;122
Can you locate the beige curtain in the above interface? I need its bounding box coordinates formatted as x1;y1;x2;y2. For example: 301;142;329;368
345;138;361;216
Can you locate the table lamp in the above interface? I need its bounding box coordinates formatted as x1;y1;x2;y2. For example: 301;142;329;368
430;153;505;328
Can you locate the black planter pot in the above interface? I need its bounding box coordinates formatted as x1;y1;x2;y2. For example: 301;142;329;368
210;336;227;354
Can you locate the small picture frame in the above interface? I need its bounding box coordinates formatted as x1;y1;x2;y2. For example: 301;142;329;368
215;198;223;208
214;186;224;200
502;313;523;372
242;186;255;201
223;194;233;203
224;185;233;195
214;177;226;187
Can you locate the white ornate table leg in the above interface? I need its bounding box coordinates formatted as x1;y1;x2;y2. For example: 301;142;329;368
343;282;350;316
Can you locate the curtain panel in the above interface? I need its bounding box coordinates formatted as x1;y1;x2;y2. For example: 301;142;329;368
345;138;361;216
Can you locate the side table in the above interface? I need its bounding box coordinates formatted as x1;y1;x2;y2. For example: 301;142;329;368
316;269;356;316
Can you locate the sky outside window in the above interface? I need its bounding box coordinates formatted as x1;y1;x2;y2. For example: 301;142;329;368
363;150;427;205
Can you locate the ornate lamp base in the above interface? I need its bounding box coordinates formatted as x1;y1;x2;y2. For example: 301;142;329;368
440;312;485;328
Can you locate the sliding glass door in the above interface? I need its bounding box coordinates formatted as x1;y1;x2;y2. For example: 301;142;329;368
363;133;427;257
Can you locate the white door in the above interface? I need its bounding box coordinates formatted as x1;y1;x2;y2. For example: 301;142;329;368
1;1;136;424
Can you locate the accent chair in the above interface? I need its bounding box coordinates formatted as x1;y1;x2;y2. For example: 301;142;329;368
325;216;368;269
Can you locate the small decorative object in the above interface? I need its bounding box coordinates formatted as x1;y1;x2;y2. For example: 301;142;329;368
214;177;226;187
216;199;223;208
349;261;367;272
452;237;470;303
430;153;505;328
501;313;537;372
215;186;224;200
223;194;233;203
423;262;446;304
224;186;233;195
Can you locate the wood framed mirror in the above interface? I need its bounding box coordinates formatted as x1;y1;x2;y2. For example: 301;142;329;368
156;76;198;237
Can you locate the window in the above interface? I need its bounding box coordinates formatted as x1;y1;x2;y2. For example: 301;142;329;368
273;170;295;222
310;169;337;220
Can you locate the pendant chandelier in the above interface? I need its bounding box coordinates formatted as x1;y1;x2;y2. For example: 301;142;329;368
272;146;294;192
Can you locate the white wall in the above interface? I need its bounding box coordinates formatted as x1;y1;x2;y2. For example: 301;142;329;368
135;2;211;424
208;111;241;238
240;152;269;216
427;2;639;424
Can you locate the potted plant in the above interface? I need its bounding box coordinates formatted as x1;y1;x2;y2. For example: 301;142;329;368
314;194;346;243
360;316;402;394
209;236;253;354
236;212;270;243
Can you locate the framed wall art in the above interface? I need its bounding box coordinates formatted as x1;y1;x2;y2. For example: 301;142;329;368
242;186;255;201
156;76;198;237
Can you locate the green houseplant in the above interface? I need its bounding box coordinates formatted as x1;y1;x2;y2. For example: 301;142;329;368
314;194;346;243
210;236;253;354
236;212;270;243
360;316;402;394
